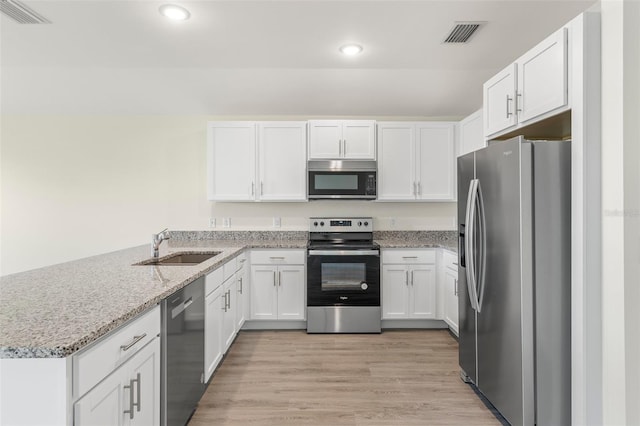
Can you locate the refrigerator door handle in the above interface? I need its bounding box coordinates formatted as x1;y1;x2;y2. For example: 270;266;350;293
475;180;487;313
464;179;479;311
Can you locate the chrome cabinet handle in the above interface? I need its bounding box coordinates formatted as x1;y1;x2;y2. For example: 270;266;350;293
506;94;513;118
417;182;421;196
261;181;264;195
222;292;227;312
338;139;342;157
120;333;147;352
226;290;231;309
411;270;414;286
133;373;141;413
413;182;416;196
123;379;135;419
405;271;409;286
278;271;282;286
251;182;255;196
402;256;418;259
454;279;458;296
269;256;285;260
238;277;243;294
516;91;522;113
273;271;277;286
343;139;347;156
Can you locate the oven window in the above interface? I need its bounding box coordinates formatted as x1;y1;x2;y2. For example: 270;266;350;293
321;263;366;291
314;174;358;190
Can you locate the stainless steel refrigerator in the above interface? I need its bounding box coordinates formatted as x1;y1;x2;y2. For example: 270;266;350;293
457;136;571;426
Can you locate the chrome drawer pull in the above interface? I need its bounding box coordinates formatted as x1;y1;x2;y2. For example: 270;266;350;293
133;373;141;412
123;379;135;419
120;333;147;351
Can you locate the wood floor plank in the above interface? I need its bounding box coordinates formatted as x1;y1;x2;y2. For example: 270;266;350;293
189;330;501;426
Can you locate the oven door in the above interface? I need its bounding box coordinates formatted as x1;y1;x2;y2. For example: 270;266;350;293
307;250;380;306
307;171;376;199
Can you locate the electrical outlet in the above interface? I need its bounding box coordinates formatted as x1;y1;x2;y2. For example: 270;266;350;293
273;217;281;228
222;217;231;228
209;218;216;228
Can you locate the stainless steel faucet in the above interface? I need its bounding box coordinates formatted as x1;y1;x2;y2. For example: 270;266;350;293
152;228;170;258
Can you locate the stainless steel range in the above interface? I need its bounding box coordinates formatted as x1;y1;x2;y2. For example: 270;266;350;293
306;217;381;333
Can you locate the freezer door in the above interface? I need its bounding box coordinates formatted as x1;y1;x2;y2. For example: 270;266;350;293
457;152;477;383
474;138;534;426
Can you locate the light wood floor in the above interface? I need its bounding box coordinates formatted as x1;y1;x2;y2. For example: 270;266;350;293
189;330;501;426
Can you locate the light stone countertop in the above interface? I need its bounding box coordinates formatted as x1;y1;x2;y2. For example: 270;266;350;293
0;230;455;359
0;239;307;359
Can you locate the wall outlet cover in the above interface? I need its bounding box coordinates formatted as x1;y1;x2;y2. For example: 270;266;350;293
273;217;281;228
209;218;216;228
223;217;231;228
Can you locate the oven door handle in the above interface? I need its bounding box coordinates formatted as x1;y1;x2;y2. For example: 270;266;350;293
307;250;380;256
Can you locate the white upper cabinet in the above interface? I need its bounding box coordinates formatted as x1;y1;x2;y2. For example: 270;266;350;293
377;122;456;201
458;109;485;156
207;122;257;201
517;28;568;123
258;122;307;201
377;123;416;200
207;121;307;202
416;123;456;201
483;27;569;138
308;120;376;160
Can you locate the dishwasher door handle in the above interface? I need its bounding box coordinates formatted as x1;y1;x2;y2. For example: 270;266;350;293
171;297;193;319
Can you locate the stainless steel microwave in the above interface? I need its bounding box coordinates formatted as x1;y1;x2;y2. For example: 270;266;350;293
307;160;377;200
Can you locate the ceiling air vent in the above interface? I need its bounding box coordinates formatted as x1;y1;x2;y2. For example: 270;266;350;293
0;0;50;24
443;22;484;44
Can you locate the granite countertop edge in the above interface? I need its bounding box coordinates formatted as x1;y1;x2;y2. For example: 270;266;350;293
0;232;455;359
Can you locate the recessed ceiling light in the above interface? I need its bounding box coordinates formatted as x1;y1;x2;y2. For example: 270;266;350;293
339;44;363;56
159;4;190;21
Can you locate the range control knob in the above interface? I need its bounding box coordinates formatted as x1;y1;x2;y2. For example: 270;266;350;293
361;282;368;290
364;221;369;226
358;221;363;226
320;221;325;226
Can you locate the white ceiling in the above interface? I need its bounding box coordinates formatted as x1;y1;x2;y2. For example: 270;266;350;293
0;0;596;116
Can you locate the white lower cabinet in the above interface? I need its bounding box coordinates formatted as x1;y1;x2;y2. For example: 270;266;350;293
381;250;437;320
74;336;160;426
250;250;305;320
442;250;459;335
205;285;224;383
222;274;238;351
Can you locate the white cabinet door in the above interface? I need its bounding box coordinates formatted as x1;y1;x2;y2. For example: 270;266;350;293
222;276;237;352
235;264;248;330
377;123;416;200
409;265;436;319
258;122;307;201
458;109;485;156
382;265;410;319
276;266;305;320
308;120;376;160
205;286;224;382
74;366;126;426
308;120;341;159
483;64;517;136
416;123;456;200
517;28;568;124
444;268;459;335
75;338;160;426
250;266;278;320
128;339;160;426
207;122;256;201
342;120;376;159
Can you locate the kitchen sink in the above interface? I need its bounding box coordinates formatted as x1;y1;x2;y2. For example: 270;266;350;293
135;252;221;266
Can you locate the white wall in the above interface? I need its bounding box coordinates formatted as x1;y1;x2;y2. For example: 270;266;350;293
0;115;457;276
600;0;640;424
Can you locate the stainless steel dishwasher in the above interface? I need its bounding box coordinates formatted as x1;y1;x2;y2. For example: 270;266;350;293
161;276;206;426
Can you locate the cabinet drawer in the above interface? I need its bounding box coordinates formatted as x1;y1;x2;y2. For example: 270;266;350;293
205;266;224;296
382;249;435;264
73;305;160;399
443;250;458;271
223;258;237;281
250;249;305;265
236;253;247;271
